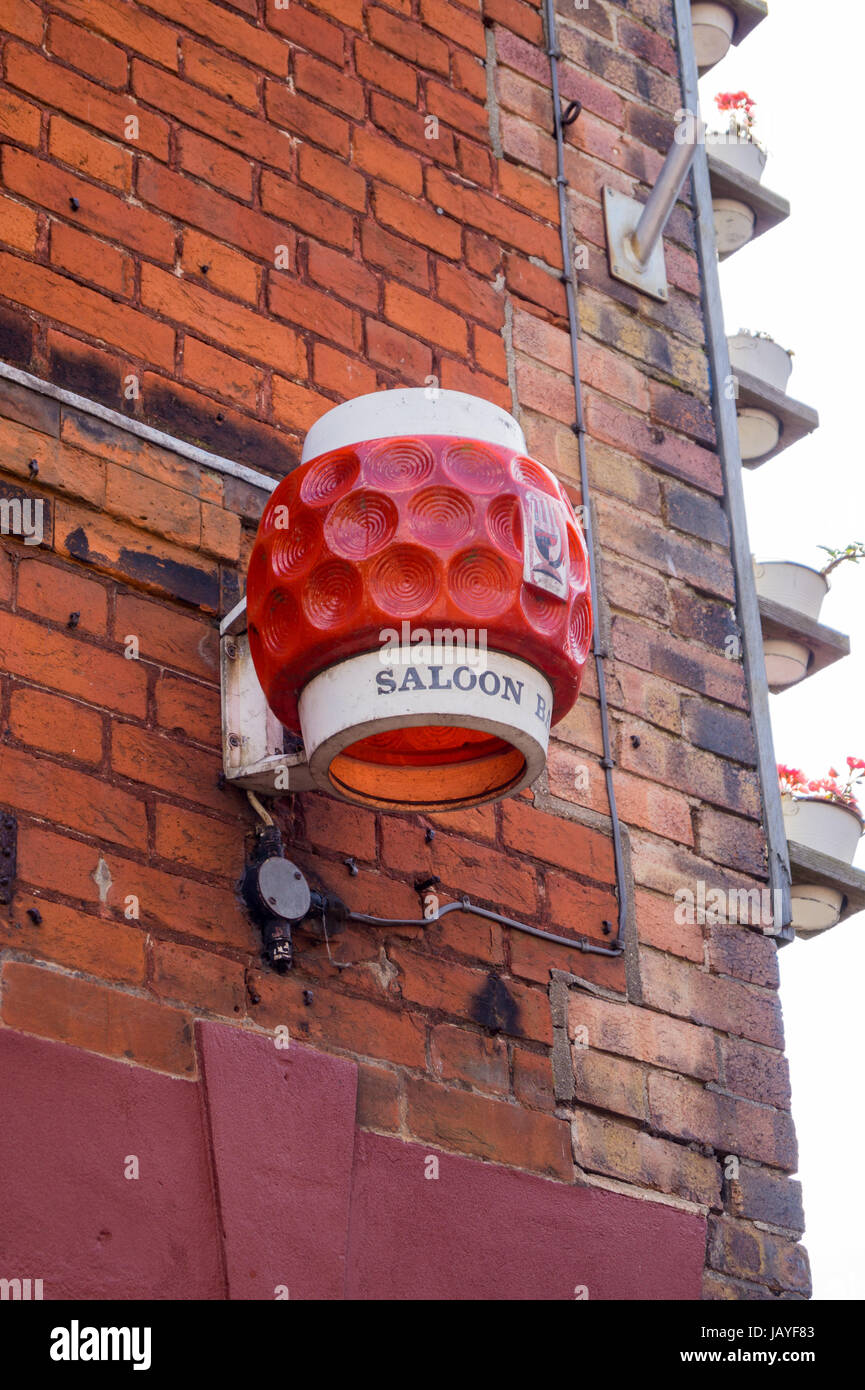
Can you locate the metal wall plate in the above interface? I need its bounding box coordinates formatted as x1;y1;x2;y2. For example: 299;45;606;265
220;599;313;795
603;187;669;301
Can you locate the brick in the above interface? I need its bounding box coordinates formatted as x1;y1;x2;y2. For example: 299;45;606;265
352;127;422;197
698;807;767;877
252;972;427;1067
201;504;241;562
297;791;376;861
260;170;354;251
141;0;287;74
374;183;461;258
512;1046;556;1112
0;961;196;1076
8;686;104;766
0;195;37;254
544;872;619;943
719;1035;792;1111
426;168;561;266
355;1063;401;1131
361;220;428;289
151;940;245;1016
50;221;135;298
484;0;543;42
177;130;254;201
0;892;146;987
132;60;291;172
0;744;146;850
367;8;449;75
60;408;222;506
435;261;503;330
308;241;379;311
425;80;488;142
612;617;746;711
14;822;252;951
419;0;485;53
501;800;615;883
270;4;345;66
313;343;377;399
264;81;349;156
272;378;331;435
682;696;754;765
294;50;364;118
366;319;432;381
0;250;175;370
51;0;180;68
105;461;204;553
707;923;779;990
498;160;558;222
640;948;783;1049
405;1075;572;1178
707;1218;810;1294
138;162;284;264
48;15;128;89
4;148;174;264
439;358;512;410
648;1071;798;1170
299;144;367;212
183;337;262;410
154;671;220;747
6;44;170;159
569;995;717;1081
573;1109;722;1207
381;816;538;916
183;37;260;109
633;885;703;962
430;1023;509;1094
141;263;304;375
1;0;42;44
0;89;42;148
54;499;219;611
727;1164;805;1234
111;721;232;815
391;946;544;1040
384;283;467;354
45;333;126;409
114;592;219;679
270;275;361;351
354;39;418;102
181;230;259;305
0;608;147;717
572;1047;647;1120
587;394;720;496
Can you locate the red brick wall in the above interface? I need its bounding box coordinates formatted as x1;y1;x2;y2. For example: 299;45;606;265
0;0;809;1298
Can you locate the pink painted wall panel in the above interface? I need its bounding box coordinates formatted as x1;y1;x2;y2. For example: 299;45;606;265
345;1131;705;1300
0;1029;224;1299
196;1021;358;1300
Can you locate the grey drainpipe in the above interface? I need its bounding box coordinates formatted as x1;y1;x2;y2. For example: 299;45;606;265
673;0;793;942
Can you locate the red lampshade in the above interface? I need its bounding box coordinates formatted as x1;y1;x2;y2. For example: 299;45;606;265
246;390;592;811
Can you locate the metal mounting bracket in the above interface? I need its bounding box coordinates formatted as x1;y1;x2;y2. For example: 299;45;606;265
603;121;703;302
220;597;313;795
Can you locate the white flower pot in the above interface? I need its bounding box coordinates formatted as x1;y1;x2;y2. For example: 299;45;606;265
708;135;767;183
762;638;810;690
713;197;756;255
753;561;829;621
691;3;735;68
782;795;864;863
727;334;793;392
790;883;844;939
737;407;780;461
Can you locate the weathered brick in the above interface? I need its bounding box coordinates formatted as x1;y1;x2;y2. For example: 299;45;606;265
573;1109;722;1207
405;1075;572;1178
0;961;196;1076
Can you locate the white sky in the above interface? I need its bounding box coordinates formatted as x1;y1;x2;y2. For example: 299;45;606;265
699;2;865;1299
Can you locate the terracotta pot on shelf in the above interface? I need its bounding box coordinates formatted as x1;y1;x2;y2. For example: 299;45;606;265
754;561;828;691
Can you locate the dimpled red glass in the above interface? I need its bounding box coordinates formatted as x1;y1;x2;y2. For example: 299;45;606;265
246;435;593;733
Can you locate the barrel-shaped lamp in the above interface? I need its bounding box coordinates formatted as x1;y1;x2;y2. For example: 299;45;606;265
246;390;592;811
